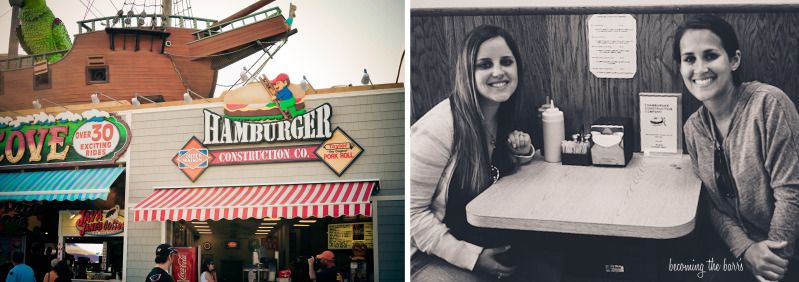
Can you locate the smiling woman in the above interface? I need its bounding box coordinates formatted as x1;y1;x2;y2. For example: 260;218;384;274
411;25;560;282
677;15;799;282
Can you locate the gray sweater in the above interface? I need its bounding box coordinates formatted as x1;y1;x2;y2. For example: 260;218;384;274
684;82;799;259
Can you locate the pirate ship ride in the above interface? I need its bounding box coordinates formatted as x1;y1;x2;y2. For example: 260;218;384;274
0;0;297;111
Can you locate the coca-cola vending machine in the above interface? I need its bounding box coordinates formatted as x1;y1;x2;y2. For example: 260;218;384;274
172;247;197;282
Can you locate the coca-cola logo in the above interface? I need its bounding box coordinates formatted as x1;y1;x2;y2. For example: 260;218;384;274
177;254;187;279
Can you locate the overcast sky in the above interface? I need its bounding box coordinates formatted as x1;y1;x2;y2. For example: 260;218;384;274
0;0;405;97
411;0;799;8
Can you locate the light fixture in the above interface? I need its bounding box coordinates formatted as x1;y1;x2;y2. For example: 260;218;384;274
183;88;211;104
257;227;272;230
240;67;251;82
361;68;374;89
255;232;269;235
294;224;310;227
131;93;158;107
298;220;316;223
263;218;280;221
192;221;208;225
261;222;276;226
90;91;123;105
32;97;69;111
300;75;317;93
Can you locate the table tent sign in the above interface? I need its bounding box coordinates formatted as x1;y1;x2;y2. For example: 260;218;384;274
174;74;364;181
0;109;131;170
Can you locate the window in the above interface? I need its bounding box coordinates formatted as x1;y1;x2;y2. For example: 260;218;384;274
33;60;51;90
86;55;109;84
86;66;109;84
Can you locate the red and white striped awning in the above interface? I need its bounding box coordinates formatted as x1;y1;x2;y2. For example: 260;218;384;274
132;181;376;222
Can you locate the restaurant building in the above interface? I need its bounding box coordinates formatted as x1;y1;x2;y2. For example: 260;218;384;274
0;83;403;282
122;84;404;282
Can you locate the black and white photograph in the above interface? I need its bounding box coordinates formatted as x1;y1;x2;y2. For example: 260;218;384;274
411;1;799;281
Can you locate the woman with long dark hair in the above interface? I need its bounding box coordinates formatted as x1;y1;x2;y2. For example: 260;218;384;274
411;25;536;281
200;259;216;282
677;15;799;281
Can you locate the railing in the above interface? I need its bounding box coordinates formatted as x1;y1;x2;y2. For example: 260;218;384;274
192;7;282;40
0;50;70;71
76;14;218;34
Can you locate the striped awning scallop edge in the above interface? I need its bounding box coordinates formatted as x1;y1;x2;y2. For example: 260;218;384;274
132;181;377;222
0;167;125;201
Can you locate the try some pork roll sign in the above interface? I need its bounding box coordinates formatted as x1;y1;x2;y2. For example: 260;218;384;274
0;110;131;170
173;104;364;182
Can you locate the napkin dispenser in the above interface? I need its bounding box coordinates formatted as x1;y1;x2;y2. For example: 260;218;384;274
590;117;634;167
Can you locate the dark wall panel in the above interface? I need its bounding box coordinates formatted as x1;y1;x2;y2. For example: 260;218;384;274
376;200;404;282
411;8;799;151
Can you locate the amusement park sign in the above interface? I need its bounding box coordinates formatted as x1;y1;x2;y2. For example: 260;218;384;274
0;110;131;170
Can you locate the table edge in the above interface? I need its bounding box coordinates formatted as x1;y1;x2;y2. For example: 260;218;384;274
465;211;697;239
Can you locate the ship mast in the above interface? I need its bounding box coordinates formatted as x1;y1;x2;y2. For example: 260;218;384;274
7;0;22;58
162;0;171;27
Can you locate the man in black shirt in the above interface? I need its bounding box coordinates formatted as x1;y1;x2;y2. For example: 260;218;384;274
146;244;178;282
308;250;337;282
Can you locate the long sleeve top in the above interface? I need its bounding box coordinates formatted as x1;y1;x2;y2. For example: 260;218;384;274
684;81;799;259
411;99;485;270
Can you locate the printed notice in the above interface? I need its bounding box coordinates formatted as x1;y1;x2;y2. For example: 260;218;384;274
587;14;637;78
328;222;373;250
639;93;682;154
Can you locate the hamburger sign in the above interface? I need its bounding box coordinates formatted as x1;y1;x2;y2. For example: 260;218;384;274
0;110;131;170
173;74;364;181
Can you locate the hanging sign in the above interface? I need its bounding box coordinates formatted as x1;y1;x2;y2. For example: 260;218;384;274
0;110;131;170
174;105;362;182
74;205;125;236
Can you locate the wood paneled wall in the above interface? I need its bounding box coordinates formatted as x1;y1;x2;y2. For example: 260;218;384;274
411;7;799;151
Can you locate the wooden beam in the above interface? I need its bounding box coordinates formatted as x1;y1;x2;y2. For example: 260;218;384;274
212;0;275;29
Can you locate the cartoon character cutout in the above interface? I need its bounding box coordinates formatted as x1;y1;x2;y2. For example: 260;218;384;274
221;72;307;122
267;73;306;118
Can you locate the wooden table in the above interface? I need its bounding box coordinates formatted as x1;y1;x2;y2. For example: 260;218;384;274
466;153;702;239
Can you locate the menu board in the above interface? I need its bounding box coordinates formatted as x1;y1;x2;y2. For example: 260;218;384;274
327;222;373;250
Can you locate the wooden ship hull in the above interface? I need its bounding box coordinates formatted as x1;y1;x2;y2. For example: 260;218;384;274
0;0;294;111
